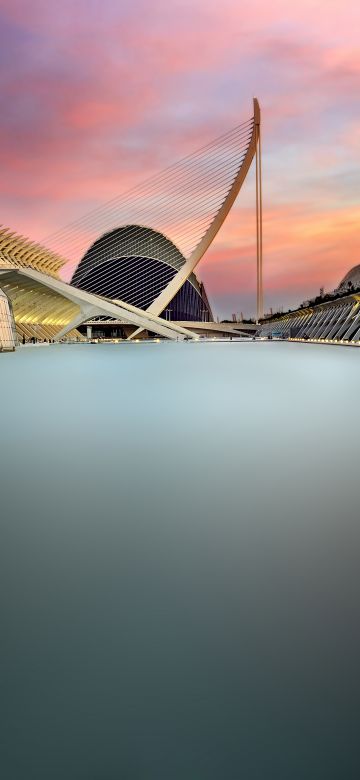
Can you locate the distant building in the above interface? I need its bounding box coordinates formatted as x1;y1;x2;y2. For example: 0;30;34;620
336;264;360;293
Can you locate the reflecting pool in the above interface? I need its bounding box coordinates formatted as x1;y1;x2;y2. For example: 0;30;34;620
1;342;359;779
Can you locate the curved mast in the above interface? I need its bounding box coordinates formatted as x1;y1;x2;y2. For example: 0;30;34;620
130;98;263;336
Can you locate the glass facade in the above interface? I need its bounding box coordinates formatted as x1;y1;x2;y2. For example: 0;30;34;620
73;256;210;322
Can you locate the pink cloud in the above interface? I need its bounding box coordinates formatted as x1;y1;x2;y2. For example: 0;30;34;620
0;0;359;316
198;201;360;309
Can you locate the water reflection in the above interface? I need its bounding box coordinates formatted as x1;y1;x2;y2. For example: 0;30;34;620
1;343;359;779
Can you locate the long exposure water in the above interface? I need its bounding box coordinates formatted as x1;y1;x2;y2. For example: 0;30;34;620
1;341;359;779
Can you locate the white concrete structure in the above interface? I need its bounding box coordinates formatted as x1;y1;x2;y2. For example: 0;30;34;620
0;266;196;342
0;288;16;351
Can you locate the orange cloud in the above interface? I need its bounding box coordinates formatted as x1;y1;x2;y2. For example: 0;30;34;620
0;0;359;317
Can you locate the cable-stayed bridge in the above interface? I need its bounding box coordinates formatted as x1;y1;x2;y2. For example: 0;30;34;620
0;99;263;345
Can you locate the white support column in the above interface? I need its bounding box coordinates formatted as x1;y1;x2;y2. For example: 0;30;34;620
54;305;99;340
255;112;263;322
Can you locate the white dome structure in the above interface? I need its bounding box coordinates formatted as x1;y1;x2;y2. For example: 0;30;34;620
338;264;360;291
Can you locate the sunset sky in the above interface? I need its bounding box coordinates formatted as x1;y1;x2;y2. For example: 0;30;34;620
0;0;359;318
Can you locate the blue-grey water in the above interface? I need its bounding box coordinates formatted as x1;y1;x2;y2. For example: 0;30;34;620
1;341;359;779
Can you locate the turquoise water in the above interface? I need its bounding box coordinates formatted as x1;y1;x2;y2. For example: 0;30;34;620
1;342;359;779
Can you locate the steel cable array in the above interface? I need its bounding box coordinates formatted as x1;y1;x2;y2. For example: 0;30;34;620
41;116;254;304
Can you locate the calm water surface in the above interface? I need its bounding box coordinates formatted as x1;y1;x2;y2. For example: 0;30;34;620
1;342;359;779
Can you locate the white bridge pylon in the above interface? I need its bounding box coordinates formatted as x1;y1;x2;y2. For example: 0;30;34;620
130;98;263;337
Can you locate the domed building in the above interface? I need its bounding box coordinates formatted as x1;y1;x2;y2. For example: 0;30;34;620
71;225;213;326
337;264;360;293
